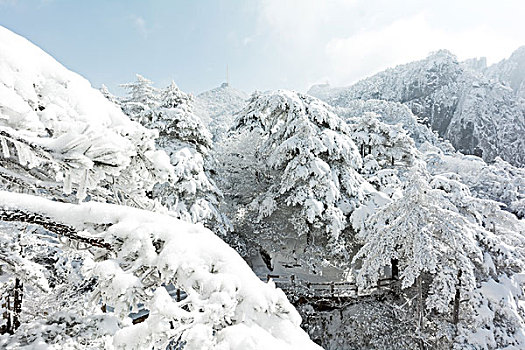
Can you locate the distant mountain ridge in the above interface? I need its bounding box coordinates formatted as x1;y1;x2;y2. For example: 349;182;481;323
309;48;525;166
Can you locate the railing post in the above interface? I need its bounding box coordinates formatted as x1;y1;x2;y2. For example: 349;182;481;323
391;258;399;280
330;282;335;297
176;289;181;302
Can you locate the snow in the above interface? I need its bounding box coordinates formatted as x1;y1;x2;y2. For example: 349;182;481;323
194;84;248;141
425;150;525;218
0;25;173;204
119;75;231;238
2;23;525;350
230;90;368;268
0;26;133;133
0;191;321;349
486;46;525;99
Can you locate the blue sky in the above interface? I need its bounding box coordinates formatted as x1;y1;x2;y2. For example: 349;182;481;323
1;0;524;96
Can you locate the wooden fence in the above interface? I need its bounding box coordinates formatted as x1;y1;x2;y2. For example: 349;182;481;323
260;273;397;298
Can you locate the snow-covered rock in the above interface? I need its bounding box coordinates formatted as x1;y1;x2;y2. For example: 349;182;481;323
309;50;525;166
486;46;525;99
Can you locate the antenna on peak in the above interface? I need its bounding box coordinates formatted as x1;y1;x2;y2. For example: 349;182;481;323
221;65;230;88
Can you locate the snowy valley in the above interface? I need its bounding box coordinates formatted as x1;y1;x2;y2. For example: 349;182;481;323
0;24;524;350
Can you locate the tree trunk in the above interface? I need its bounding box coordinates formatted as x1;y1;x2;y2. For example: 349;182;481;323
2;295;12;334
12;278;22;331
305;222;314;248
453;270;462;340
416;275;426;350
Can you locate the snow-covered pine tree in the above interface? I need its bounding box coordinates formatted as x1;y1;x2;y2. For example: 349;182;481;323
100;84;120;106
344;111;420;201
120;74;159;125
428;174;525;349
352;171;453;346
122;79;232;240
352;168;525;348
231;90;372;269
348;112;418;172
156;81;212;152
155;82;231;237
352;169;482;296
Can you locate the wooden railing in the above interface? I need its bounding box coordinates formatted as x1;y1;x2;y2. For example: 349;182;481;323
260;273;397;298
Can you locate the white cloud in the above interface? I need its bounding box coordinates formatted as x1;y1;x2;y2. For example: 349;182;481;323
255;0;525;90
324;12;523;86
131;15;148;38
257;0;357;47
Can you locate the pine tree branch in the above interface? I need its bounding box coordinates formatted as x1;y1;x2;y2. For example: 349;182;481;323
0;209;112;250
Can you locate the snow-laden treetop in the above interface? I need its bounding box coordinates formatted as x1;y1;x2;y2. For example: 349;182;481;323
0;25;141;137
0;25;172;203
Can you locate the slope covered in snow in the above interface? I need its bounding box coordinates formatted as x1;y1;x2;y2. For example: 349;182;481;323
309;50;525;167
486;46;525;99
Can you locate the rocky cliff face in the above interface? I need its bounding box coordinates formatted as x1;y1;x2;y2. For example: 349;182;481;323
486;46;525;99
309;50;525;166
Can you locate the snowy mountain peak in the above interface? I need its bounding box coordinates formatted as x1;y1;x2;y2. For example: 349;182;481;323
509;45;525;58
423;49;458;66
309;47;525;166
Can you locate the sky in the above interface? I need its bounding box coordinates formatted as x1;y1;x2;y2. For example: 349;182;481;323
1;0;524;96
